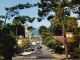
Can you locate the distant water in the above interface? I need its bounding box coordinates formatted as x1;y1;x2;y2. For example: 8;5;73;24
31;29;40;36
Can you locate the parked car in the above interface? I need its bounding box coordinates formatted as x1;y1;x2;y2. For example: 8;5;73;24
20;51;32;56
24;48;35;53
31;48;35;53
38;46;42;49
48;49;53;52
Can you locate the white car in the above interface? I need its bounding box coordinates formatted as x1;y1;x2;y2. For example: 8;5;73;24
48;49;53;52
20;51;32;56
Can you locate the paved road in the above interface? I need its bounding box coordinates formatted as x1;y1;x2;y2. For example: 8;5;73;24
13;43;55;60
36;43;55;59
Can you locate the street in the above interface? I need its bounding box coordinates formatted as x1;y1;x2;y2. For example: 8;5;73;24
36;44;54;59
12;43;55;60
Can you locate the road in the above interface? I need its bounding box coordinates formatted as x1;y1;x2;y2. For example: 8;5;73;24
36;43;54;59
12;43;55;60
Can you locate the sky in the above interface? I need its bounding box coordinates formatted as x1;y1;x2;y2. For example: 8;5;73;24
0;0;50;28
0;0;80;28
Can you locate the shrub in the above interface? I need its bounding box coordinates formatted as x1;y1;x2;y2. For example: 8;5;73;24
70;47;80;59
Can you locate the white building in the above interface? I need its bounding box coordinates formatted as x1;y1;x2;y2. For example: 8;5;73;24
22;24;30;39
66;32;73;37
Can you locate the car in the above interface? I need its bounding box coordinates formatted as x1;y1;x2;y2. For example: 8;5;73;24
38;46;42;49
20;51;32;56
48;49;53;52
31;48;35;53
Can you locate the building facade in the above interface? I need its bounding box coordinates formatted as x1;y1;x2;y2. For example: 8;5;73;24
22;24;30;39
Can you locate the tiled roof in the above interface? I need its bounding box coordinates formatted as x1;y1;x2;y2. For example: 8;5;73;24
66;32;72;34
53;36;71;44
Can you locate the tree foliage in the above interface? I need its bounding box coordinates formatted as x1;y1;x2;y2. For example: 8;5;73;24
0;1;37;60
70;33;80;47
49;17;78;36
18;39;30;51
5;3;36;11
0;0;80;59
65;17;78;33
0;2;36;25
6;23;25;36
68;32;80;56
27;26;35;31
38;25;62;49
38;25;48;35
37;0;80;23
37;0;80;59
70;47;80;59
0;27;16;59
50;18;62;36
13;16;35;25
0;10;20;20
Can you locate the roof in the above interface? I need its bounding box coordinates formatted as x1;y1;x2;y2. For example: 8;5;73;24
66;32;72;34
53;36;71;44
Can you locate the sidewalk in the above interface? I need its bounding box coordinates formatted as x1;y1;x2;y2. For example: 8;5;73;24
42;45;68;59
13;55;37;59
49;52;70;59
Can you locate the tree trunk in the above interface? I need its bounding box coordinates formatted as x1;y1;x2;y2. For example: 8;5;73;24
79;42;80;47
4;12;9;25
62;19;68;60
2;45;13;60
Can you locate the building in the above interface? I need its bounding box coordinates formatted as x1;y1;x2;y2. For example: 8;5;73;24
53;32;73;47
66;32;72;37
22;24;30;39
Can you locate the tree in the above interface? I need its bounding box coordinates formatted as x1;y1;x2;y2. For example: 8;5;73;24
70;33;80;48
49;17;78;36
65;17;78;33
37;0;69;59
0;2;36;60
50;19;62;36
37;0;80;59
67;24;80;58
70;47;80;59
12;16;35;36
31;34;34;38
0;27;16;60
12;16;35;24
2;3;36;25
38;26;50;42
38;25;48;35
38;25;50;42
0;20;4;24
27;26;35;31
0;20;4;29
46;37;62;49
0;9;20;25
2;0;80;59
6;23;25;37
18;39;30;52
27;26;35;40
38;25;62;51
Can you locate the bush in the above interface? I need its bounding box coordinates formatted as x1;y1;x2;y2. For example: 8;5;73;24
70;47;80;59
